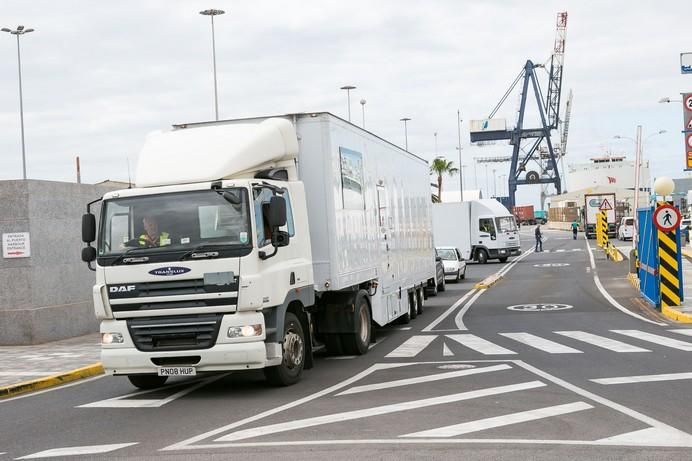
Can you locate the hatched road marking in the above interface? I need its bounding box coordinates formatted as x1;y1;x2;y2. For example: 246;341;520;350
499;333;582;354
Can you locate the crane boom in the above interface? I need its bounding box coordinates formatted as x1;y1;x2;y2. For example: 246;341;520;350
545;12;568;129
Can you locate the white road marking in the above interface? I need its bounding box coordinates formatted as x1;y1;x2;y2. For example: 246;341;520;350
611;330;692;351
79;374;228;408
500;333;582;354
215;381;546;442
385;336;437;358
669;329;692;337
554;331;650;353
336;364;512;396
454;290;485;330
401;401;593;438
442;342;454;357
16;443;138;459
585;237;666;326
325;356;357;360
368;338;386;350
422;290;477;332
447;334;516;355
597;426;692;447
397;327;412;331
591;372;692;385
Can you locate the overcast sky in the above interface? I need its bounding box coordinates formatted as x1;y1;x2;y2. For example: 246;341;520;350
1;0;689;206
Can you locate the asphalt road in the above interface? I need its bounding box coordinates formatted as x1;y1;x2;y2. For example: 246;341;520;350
3;228;692;460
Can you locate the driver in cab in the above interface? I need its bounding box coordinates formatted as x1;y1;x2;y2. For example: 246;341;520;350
139;215;171;248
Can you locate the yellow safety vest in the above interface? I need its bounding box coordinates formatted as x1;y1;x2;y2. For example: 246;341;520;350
139;231;170;247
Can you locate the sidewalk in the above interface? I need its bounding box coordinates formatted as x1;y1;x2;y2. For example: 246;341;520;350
0;333;103;399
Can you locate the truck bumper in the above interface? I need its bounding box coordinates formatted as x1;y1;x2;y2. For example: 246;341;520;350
100;312;281;375
102;341;272;375
489;248;521;259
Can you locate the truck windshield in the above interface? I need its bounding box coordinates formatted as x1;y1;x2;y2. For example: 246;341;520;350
98;188;251;257
495;216;517;232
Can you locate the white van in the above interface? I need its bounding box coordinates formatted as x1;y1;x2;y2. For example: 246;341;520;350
617;217;634;240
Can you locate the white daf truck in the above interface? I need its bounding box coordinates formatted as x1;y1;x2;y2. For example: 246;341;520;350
81;113;435;389
432;200;521;263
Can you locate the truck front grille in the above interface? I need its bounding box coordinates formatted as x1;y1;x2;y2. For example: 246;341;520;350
127;314;223;352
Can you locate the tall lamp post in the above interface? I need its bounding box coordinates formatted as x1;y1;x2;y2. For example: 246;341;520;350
614;128;667;248
400;117;411;151
360;99;366;128
457;110;464;202
2;25;34;180
340;85;356;121
199;9;225;121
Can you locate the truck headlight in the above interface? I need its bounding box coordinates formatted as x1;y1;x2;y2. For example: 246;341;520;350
228;324;263;338
101;332;124;344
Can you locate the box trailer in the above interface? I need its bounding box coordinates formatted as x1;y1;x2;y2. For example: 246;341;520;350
584;193;616;239
80;113;435;388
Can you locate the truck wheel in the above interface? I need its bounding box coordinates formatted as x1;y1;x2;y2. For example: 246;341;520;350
439;276;446;292
408;291;418;320
127;374;168;390
477;249;489;264
264;312;305;386
416;288;424;315
498;257;508;263
341;292;372;355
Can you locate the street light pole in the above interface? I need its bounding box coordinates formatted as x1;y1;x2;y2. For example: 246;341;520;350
457;110;464;202
199;9;225;121
360;99;366;128
400;117;411;151
340;85;356;121
2;25;34;180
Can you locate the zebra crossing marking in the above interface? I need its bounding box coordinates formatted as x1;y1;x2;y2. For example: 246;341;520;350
591;371;692;386
500;333;582;354
554;331;650;353
611;330;692;351
385;335;437;358
447;334;516;355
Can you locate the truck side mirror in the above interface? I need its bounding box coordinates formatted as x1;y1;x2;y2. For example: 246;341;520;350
264;196;287;228
271;230;290;248
81;246;96;263
82;213;96;243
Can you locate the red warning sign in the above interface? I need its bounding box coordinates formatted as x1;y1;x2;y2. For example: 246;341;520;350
598;198;613;211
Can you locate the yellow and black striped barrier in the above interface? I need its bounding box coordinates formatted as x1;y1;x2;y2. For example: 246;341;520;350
658;228;682;307
597;210;608;248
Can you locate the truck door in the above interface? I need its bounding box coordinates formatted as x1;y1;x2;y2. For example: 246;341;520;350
478;216;497;251
377;184;398;320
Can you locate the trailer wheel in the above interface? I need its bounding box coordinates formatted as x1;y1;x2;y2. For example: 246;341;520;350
127;374;168;390
477;249;489;264
264;312;305;386
416;287;424;315
341;291;372;355
408;291;418;320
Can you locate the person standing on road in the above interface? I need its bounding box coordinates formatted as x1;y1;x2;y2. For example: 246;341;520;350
535;224;543;252
571;220;579;240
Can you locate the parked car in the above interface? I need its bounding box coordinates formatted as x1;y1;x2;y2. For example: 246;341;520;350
617;217;634;241
426;250;446;296
436;246;467;282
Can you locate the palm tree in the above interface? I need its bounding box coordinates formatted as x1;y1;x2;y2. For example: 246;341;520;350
429;157;459;202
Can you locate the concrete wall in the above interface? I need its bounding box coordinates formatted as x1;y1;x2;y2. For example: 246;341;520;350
0;180;118;345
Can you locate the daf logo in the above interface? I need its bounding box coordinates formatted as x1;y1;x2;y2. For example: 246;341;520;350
149;266;191;277
109;285;136;293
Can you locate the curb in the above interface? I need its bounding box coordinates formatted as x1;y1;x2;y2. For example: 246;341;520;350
0;363;104;400
474;274;503;289
661;305;692;324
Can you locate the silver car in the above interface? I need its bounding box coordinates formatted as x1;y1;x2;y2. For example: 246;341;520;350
436;246;467;282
